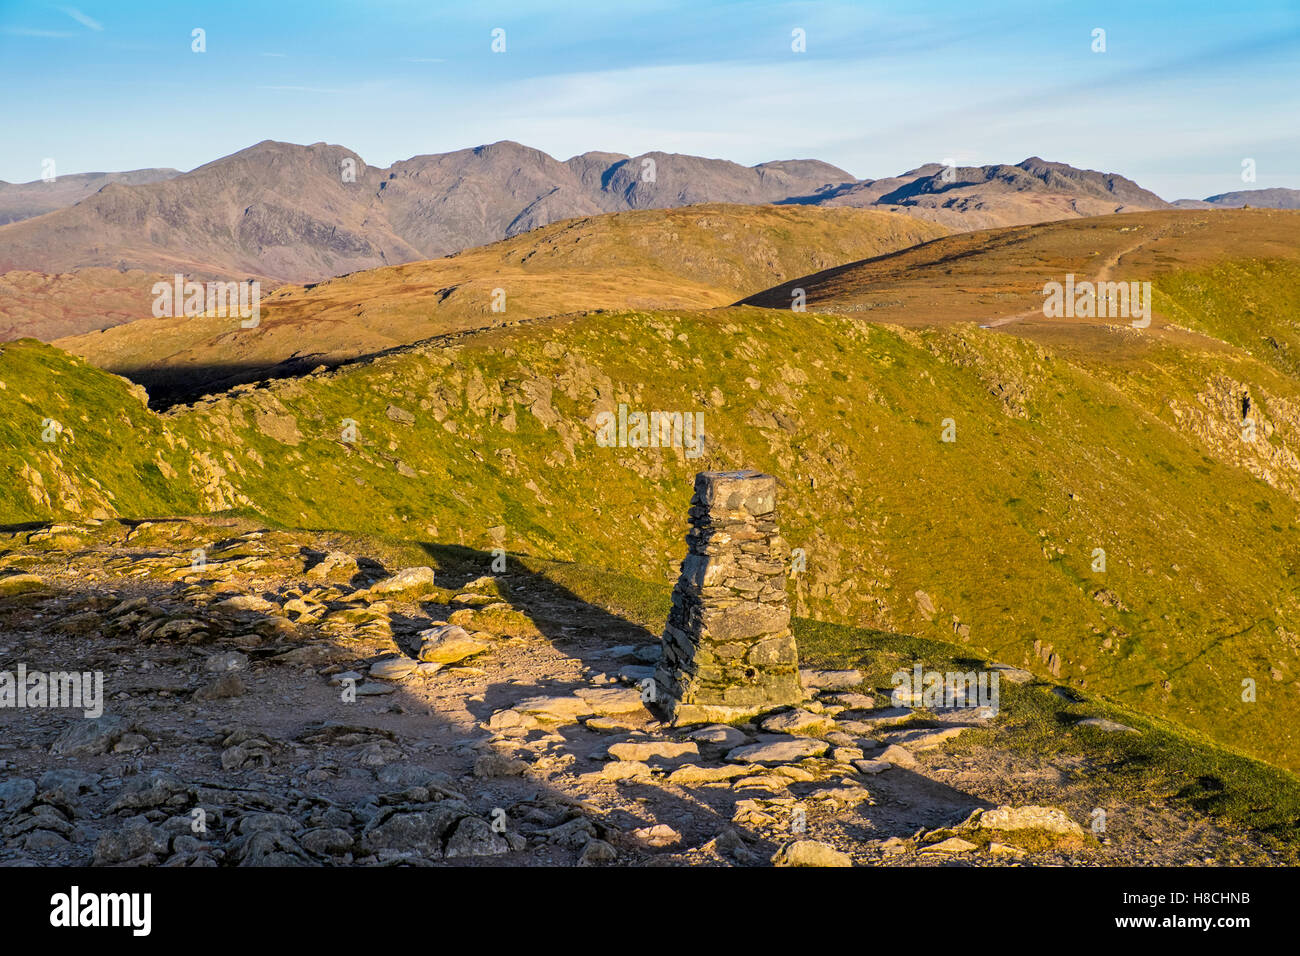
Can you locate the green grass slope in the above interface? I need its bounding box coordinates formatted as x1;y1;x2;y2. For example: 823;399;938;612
0;341;207;520
5;277;1300;772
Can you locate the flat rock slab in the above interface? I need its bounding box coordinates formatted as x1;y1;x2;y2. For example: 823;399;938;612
823;692;876;710
852;758;893;774
574;686;647;715
758;708;833;736
607;740;698;763
213;595;280;615
583;716;646;733
923;837;979;854
837;707;914;733
686;724;750;748
50;715;127;757
0;779;36;812
512;689;647;723
369;656;418;680
884;726;970;750
800;669;863;691
513;696;590;722
810;785;873;807
666;763;754;785
585;761;652;783
726;738;829;764
1075;717;1138;734
486;709;540;732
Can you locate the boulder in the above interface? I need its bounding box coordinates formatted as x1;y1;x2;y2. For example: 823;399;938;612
771;840;852;867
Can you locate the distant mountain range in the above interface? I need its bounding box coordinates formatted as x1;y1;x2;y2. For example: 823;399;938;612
1;140;1295;285
0;168;179;226
1172;188;1300;210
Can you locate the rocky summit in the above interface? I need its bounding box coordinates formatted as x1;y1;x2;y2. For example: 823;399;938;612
0;517;1292;869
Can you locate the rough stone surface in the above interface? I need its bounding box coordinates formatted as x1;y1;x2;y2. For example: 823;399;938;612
607;740;699;763
416;624;487;664
972;805;1085;837
50;715;127;756
923;837;979;854
445;816;510;857
685;724;750;748
369;656;419;680
726;737;829;764
878;744;920;769
367;566;436;596
758;708;832;736
800;669;863;691
574;686;646;715
771;839;853;867
852;758;893;774
653;471;801;724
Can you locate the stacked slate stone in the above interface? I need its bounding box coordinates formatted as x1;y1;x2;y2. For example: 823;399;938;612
653;470;803;724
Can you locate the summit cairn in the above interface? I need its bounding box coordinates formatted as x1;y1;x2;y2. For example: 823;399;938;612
653;470;803;724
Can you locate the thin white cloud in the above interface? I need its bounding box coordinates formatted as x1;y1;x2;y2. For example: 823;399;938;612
258;85;344;94
261;52;287;58
60;7;103;32
3;27;76;37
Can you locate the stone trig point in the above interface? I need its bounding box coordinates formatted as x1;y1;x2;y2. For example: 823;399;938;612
653;470;803;724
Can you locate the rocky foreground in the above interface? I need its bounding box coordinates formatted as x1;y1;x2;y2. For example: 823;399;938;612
0;518;1285;866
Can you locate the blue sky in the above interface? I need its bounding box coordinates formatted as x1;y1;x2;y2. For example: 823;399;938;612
1;0;1297;199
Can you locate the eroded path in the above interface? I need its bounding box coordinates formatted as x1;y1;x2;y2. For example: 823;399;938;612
984;229;1170;329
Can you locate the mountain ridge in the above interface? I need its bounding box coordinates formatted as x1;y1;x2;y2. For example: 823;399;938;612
0;140;1236;287
0;167;181;226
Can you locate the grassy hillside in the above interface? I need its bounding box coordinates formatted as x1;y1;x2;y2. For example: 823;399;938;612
54;204;947;405
1158;258;1300;379
0;342;206;520
739;208;1300;330
0;268;176;341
